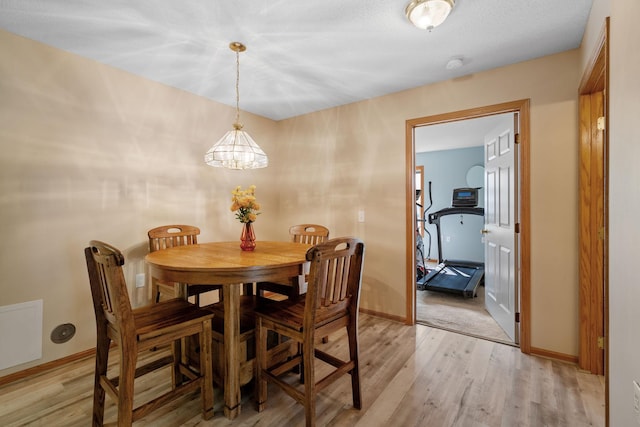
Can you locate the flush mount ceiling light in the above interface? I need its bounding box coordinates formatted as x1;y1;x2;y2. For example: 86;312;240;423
205;42;268;170
405;0;455;31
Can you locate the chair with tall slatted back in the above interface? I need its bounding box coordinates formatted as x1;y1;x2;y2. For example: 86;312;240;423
256;224;330;300
289;224;330;245
148;225;222;305
254;237;365;427
84;240;214;426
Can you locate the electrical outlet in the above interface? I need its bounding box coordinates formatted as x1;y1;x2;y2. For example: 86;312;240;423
358;210;365;223
135;273;146;288
634;380;640;424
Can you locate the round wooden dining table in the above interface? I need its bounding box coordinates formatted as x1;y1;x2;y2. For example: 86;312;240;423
145;240;310;419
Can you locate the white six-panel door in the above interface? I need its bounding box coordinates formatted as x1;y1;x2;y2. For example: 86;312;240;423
484;113;519;342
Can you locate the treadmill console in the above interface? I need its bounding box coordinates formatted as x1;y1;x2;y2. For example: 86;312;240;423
452;187;478;207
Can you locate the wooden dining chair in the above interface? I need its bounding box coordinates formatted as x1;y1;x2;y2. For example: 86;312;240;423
254;237;365;427
148;224;222;305
84;240;214;426
256;224;330;300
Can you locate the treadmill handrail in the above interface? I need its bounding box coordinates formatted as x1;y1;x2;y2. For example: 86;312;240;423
428;206;484;224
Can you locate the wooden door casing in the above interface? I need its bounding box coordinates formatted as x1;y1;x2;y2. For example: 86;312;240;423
405;99;531;354
578;18;608;377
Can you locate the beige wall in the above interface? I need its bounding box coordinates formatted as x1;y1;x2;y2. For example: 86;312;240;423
0;30;282;376
606;0;640;425
579;0;611;76
278;50;582;355
1;27;584;376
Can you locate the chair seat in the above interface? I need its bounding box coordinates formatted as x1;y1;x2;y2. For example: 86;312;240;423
254;299;349;332
133;299;214;340
205;295;284;339
204;294;263;316
255;282;299;300
187;284;222;297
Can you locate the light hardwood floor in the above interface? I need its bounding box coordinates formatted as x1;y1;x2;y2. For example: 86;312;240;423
0;313;604;427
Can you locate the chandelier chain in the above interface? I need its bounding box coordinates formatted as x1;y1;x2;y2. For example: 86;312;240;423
235;48;240;125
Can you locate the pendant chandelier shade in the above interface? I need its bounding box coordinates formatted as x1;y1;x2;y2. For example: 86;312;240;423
405;0;455;31
204;42;268;170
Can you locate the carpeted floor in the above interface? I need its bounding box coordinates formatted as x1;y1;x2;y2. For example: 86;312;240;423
416;284;512;344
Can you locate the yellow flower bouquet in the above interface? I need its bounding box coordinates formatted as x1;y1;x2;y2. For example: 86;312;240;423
231;185;261;223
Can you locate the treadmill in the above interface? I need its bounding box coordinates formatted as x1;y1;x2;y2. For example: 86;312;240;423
417;188;484;298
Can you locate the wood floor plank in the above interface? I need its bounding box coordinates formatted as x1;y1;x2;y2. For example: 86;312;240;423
576;369;607;425
0;314;604;427
354;327;448;427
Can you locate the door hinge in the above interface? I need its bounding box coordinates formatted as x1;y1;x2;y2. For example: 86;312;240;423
514;133;520;144
515;312;520;323
596;116;606;131
515;223;520;233
598;227;605;241
597;336;605;350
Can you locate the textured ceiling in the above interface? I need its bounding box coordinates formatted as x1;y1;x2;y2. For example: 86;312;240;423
0;0;593;121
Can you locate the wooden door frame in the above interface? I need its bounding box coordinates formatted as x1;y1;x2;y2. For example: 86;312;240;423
405;99;531;354
578;18;609;378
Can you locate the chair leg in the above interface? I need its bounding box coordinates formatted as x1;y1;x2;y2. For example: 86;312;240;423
298;342;305;384
255;317;268;412
91;334;110;427
171;340;183;388
117;342;137;426
243;282;254;296
152;281;161;303
193;289;201;306
199;319;214;419
347;320;362;409
302;339;316;427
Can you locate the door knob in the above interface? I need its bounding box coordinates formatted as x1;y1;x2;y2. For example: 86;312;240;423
481;229;489;234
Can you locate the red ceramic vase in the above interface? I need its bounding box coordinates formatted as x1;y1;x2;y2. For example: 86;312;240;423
240;222;256;251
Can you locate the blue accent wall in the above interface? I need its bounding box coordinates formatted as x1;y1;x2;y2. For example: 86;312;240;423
417;146;484;263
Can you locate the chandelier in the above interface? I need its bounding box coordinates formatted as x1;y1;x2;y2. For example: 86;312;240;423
204;42;268;170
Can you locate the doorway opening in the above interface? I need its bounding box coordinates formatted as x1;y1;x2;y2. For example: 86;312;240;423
405;100;531;354
414;114;514;344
